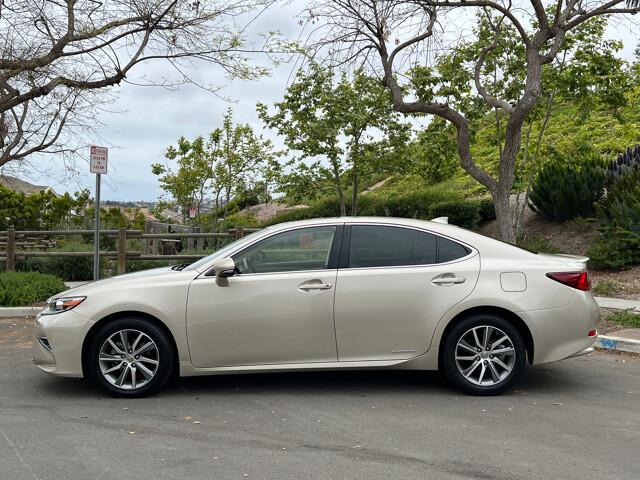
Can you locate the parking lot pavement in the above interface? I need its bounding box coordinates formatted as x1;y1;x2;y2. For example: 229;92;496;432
1;317;639;480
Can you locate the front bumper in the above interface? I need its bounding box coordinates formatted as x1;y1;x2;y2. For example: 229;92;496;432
32;309;92;378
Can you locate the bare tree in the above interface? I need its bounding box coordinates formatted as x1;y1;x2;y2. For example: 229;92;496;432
0;0;280;169
305;0;640;241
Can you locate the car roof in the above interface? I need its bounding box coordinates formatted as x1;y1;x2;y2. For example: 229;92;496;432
267;216;463;235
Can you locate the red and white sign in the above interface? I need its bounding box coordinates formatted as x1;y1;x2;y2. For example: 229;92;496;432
90;145;108;174
189;206;197;219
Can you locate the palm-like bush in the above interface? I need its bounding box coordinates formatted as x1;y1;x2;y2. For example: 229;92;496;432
529;147;606;222
606;144;640;184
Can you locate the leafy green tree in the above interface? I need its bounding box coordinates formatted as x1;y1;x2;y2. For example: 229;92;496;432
153;109;278;227
452;16;632;234
309;1;640;240
152;136;213;223
209;109;279;220
258;63;409;216
0;186;89;230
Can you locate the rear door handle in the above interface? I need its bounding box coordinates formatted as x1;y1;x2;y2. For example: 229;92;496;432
298;282;333;291
431;276;466;285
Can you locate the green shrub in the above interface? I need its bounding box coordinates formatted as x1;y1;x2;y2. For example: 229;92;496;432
606;145;640;184
605;309;640;328
262;180;473;227
126;259;174;273
589;169;640;270
591;279;620;296
588;227;640;270
477;198;496;221
16;240;98;281
0;272;66;306
596;168;640;230
428;200;480;229
529;145;606;222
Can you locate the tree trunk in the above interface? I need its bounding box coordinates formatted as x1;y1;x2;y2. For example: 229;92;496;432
350;136;361;216
223;188;231;219
213;192;220;231
337;186;347;217
351;171;358;216
492;188;513;243
330;159;347;216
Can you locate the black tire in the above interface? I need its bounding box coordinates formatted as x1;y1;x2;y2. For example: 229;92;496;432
441;313;526;396
87;317;175;398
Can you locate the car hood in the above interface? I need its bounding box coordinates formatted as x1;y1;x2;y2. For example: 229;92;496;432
58;267;184;297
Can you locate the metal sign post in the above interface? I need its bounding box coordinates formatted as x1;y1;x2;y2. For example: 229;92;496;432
90;145;108;280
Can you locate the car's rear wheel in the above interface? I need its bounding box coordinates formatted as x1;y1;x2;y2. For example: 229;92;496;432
87;317;174;397
441;314;526;395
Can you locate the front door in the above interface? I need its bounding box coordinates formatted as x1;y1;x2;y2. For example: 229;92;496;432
334;224;480;362
187;225;341;368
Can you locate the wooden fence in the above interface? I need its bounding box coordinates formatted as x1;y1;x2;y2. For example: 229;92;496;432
0;227;260;275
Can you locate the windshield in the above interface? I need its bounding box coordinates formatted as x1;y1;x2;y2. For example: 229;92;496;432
183;230;265;272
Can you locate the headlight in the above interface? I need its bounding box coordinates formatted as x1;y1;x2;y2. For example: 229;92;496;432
42;296;86;315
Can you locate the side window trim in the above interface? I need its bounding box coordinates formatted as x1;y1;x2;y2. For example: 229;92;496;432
338;224;351;269
327;224;344;270
341;223;475;270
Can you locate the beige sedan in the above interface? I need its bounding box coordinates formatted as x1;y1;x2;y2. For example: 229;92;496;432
33;217;599;397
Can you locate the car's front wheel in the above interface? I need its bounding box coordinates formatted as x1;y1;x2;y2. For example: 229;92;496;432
87;317;174;397
441;314;526;395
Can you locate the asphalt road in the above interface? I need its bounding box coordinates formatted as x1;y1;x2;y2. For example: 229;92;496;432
1;317;639;480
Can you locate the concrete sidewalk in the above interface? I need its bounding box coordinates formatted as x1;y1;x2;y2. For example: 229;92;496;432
594;296;640;354
594;296;640;312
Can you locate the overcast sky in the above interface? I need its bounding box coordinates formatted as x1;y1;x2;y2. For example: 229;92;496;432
16;2;640;202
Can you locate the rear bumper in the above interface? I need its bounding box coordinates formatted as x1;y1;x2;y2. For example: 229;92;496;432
520;291;600;365
566;346;595;359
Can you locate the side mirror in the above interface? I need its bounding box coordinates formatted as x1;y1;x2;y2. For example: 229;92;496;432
210;257;236;278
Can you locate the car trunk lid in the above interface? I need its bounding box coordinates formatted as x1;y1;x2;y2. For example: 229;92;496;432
536;253;589;270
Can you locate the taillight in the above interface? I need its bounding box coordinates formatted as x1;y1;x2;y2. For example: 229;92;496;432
546;272;591;291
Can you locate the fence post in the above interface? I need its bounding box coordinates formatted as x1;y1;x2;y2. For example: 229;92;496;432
144;220;151;254
117;227;127;275
235;227;244;240
151;223;160;255
187;225;195;251
194;226;203;251
6;227;15;272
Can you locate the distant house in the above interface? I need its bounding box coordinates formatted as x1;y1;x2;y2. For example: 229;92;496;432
0;175;57;196
159;208;183;224
101;204;163;223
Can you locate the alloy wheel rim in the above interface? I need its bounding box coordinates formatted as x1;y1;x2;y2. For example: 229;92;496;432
454;325;516;386
98;329;159;390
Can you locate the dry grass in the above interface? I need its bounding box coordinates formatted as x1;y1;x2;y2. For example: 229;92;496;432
591;267;640;300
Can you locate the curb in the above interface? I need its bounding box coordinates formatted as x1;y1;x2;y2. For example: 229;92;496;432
0;306;43;318
595;334;640;354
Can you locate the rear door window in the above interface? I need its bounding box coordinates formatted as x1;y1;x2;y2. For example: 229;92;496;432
347;225;470;268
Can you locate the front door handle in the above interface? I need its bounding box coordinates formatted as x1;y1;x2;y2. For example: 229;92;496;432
431;276;466;285
298;282;333;291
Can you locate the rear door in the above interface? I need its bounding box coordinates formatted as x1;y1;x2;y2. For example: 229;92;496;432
334;224;480;362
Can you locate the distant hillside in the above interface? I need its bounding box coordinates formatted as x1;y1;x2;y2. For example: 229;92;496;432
0;175;56;196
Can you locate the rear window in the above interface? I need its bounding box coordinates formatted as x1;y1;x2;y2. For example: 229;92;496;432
438;237;471;262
